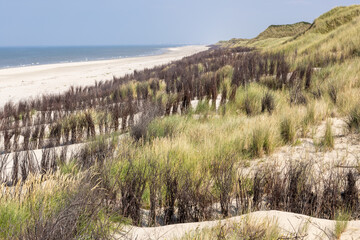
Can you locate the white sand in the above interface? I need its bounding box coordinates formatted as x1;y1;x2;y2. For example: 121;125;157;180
0;45;208;107
126;210;360;240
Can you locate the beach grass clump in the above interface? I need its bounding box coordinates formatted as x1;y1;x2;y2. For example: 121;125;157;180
334;211;350;239
146;115;183;141
249;124;276;158
280;116;296;144
346;106;360;133
0;202;29;238
233;83;264;116
250;127;266;158
195;99;210;115
321;119;334;150
301;103;316;137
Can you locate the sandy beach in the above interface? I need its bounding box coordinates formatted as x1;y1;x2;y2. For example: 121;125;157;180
0;45;208;107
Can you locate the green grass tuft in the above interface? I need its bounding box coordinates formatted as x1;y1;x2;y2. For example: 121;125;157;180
280;117;296;144
321;119;335;150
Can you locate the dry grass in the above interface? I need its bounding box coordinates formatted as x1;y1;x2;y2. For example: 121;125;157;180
180;216;286;240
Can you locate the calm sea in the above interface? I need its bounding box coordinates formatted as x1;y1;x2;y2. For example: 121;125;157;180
0;45;181;69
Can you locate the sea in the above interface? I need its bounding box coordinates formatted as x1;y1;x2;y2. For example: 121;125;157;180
0;45;181;69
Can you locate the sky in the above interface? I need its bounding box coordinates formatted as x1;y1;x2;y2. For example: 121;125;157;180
0;0;359;46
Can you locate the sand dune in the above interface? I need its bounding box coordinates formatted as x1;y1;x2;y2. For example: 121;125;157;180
0;45;208;107
125;210;360;240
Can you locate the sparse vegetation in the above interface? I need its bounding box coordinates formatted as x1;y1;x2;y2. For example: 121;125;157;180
181;217;284;240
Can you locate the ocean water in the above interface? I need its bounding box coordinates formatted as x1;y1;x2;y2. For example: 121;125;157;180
0;45;180;69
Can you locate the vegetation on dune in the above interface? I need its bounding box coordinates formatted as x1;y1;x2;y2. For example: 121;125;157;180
217;21;311;49
253;22;311;41
0;171;120;239
219;5;360;67
334;211;350;239
346;106;360;133
181;217;285;240
311;5;360;34
321;119;334;150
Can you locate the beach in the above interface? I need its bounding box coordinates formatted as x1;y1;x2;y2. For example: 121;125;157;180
0;45;208;107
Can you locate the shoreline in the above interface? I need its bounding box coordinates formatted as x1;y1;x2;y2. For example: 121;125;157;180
0;45;173;71
0;45;208;107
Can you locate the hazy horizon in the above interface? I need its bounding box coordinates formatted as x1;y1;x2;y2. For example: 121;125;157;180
1;0;359;47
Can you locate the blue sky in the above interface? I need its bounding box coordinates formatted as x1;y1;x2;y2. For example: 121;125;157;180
0;0;359;46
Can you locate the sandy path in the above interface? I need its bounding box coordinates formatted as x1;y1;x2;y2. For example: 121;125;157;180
125;210;360;240
0;45;208;107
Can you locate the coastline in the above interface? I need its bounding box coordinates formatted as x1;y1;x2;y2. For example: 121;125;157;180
0;45;208;107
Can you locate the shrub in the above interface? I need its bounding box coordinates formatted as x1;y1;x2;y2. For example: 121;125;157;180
342;171;358;212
